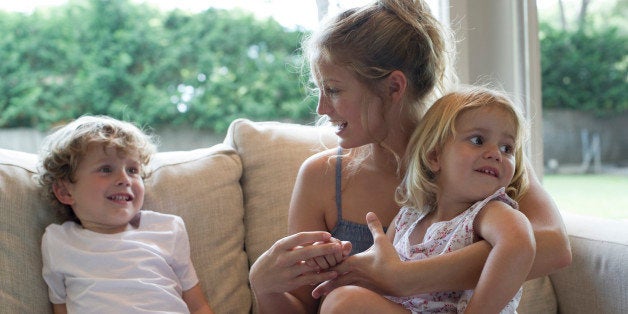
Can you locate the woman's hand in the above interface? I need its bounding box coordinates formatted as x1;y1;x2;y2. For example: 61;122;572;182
249;231;345;296
312;212;402;298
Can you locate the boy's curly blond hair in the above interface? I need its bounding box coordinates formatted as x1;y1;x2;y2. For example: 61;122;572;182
36;115;157;222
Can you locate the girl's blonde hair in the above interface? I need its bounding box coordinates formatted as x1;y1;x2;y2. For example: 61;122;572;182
304;0;457;170
397;86;529;212
37;115;157;221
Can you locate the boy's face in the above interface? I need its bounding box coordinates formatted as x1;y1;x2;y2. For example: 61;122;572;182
54;143;145;234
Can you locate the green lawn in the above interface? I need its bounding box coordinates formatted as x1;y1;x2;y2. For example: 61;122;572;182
543;174;628;220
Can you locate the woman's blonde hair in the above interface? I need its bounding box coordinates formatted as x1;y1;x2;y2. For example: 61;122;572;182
37;115;157;221
303;0;457;170
397;86;529;212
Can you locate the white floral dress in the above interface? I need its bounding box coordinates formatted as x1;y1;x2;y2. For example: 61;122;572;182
386;188;522;313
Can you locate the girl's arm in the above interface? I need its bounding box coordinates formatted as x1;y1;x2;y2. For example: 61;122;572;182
464;201;536;313
182;283;214;314
313;162;571;298
313;213;492;298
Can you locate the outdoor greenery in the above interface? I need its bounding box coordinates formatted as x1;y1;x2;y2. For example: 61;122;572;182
0;0;315;132
0;0;626;131
538;0;627;117
539;23;627;117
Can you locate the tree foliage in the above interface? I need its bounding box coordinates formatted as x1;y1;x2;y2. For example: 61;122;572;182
0;0;316;132
539;0;627;116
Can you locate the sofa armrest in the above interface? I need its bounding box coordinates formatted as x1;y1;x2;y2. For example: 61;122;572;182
549;212;628;314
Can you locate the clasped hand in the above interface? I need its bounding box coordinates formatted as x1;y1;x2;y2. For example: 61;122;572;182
311;212;402;299
249;212;400;300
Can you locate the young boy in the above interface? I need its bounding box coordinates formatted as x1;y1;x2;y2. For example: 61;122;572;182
37;115;214;314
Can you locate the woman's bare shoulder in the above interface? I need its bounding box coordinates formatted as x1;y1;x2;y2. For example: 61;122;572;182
299;147;341;174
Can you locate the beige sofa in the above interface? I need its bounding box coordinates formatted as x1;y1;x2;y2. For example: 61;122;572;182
1;118;626;313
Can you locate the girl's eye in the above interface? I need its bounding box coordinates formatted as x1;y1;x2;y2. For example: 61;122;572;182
99;166;112;173
469;136;483;145
500;144;514;154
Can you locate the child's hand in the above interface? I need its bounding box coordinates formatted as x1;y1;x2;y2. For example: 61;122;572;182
304;237;352;271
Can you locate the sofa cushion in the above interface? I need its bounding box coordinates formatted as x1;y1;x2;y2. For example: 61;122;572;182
0;149;62;313
142;144;250;314
518;276;557;313
0;144;250;314
550;212;628;314
224;119;336;265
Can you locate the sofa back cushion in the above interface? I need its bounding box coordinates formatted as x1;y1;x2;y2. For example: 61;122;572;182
0;149;61;313
224;119;336;265
143;144;250;313
549;213;628;314
0;144;250;314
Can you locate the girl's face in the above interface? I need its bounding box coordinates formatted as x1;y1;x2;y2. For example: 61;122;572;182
430;105;517;207
314;60;387;149
54;143;145;234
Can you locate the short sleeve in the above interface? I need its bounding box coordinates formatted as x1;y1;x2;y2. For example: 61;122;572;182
170;217;199;291
41;228;67;304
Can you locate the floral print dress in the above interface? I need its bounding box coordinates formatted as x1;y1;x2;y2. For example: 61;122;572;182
385;188;522;313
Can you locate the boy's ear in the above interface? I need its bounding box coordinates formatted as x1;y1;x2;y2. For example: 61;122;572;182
386;70;407;104
53;180;74;205
427;148;441;173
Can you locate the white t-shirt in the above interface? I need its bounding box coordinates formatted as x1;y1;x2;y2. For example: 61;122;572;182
41;210;199;313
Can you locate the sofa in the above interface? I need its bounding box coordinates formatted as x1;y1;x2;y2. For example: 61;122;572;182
1;118;626;313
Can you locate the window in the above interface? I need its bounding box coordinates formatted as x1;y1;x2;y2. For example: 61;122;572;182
1;0;624;219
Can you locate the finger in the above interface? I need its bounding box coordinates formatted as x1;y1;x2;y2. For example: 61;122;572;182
314;255;330;269
278;231;331;251
341;241;352;257
311;279;333;299
326;238;344;264
324;252;339;268
366;212;386;240
287;260;323;280
286;242;343;267
328;254;354;274
304;258;318;269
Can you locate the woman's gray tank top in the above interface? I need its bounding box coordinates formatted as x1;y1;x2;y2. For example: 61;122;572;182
329;148;387;255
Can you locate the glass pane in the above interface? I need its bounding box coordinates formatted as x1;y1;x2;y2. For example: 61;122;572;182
537;0;628;220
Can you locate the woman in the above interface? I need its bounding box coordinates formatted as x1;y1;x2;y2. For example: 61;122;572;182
249;1;571;313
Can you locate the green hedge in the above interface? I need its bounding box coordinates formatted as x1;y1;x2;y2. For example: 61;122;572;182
0;0;316;132
539;22;627;117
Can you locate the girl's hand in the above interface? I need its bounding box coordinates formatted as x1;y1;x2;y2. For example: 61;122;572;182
312;212;401;298
249;231;344;295
304;238;352;270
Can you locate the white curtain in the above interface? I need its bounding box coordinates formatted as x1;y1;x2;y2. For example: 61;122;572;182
448;0;544;175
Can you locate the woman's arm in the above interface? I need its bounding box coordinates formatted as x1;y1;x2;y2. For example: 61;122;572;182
313;162;572;298
250;150;345;314
464;201;536;313
313;213;492;298
518;159;572;279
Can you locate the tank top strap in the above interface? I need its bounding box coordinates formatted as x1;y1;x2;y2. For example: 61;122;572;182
335;147;343;221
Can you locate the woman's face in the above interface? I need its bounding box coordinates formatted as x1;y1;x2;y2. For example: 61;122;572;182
313;60;387;149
